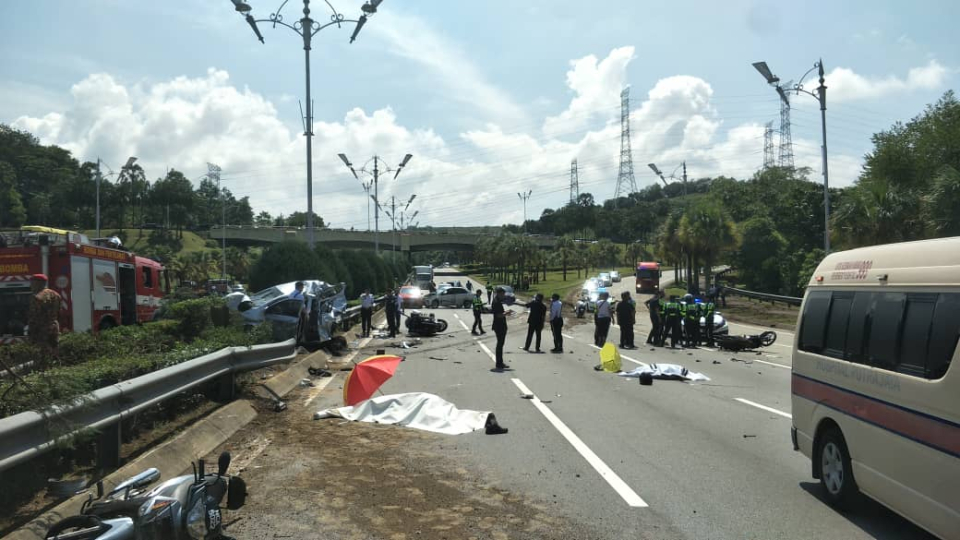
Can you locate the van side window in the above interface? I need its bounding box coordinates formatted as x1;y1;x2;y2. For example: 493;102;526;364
928;293;960;379
868;293;906;370
823;293;853;359
844;292;874;363
142;267;153;288
799;291;831;353
898;294;937;377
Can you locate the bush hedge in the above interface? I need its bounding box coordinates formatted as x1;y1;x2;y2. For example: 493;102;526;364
248;241;412;298
0;298;273;418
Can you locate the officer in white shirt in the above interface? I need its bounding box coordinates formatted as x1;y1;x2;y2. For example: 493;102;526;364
594;291;612;347
359;289;374;337
289;281;305;301
549;293;564;353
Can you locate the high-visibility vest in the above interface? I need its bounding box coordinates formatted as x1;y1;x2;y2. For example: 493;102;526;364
705;302;715;317
665;302;679;316
679;303;687;317
472;296;484;310
687;304;699;320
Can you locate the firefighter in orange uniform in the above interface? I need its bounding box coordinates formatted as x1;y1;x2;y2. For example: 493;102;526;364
28;274;62;352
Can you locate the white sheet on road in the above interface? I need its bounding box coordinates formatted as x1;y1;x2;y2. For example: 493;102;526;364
314;392;490;435
618;364;710;382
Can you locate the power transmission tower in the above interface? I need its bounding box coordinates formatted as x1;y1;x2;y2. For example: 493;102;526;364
614;86;638;200
207;162;226;280
777;86;795;169
763;121;776;170
569;159;580;203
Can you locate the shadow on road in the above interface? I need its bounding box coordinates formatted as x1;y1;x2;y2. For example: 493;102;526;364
798;482;937;539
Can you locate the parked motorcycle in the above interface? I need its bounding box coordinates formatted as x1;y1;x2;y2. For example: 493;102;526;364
575;300;587;318
714;331;777;352
45;452;246;540
405;310;448;337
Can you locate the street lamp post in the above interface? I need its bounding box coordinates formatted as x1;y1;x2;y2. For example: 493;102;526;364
647;161;687;197
338;153;413;254
517;190;532;233
230;0;384;249
753;59;830;253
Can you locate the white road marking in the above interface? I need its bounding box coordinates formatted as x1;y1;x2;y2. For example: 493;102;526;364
478;341;495;359
751;357;791;369
457;319;470;331
734;398;792;419
511;378;648;508
302;375;340;407
620;354;645;366
562;333;575;339
454;313;461;320
230;436;272;472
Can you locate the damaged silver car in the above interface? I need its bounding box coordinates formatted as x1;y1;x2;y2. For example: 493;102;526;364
227;280;348;347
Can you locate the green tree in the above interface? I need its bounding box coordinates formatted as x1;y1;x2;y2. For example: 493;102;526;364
737;217;787;293
923;165;960;236
0;161;26;226
249;241;329;292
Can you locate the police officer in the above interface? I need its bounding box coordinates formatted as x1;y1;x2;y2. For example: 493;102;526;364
471;289;486;335
685;299;700;348
385;289;400;337
594;291;612;347
644;291;664;346
491;287;509;371
616;291;636;349
703;297;717;347
28;274;61;352
549;293;564;353
663;296;682;349
521;293;546;353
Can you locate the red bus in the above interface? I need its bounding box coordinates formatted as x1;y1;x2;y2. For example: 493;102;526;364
0;226;165;344
635;261;661;293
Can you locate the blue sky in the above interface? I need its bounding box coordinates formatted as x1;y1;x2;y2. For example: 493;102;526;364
2;0;957;228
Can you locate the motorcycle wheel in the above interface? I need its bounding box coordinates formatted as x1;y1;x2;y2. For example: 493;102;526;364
760;331;777;347
45;515;107;539
437;320;448;332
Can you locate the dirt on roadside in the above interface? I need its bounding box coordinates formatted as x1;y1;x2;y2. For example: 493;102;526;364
717;295;799;331
211;386;601;540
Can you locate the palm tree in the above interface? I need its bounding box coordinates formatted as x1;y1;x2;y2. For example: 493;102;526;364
679;201;738;290
656;213;683;285
833;176;921;248
226;247;250;283
555;235;576;280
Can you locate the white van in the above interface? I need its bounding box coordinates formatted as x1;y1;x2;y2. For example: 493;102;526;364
791;237;960;539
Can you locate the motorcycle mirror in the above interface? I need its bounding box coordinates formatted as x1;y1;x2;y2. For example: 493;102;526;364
217;451;231;477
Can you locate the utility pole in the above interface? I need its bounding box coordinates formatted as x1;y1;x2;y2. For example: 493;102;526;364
360;180;372;231
682;161;687;197
569;159;579;203
96;158;102;238
229;0;384;249
517;190;532;233
208;163;226;280
338;153;413;255
614;86;638;200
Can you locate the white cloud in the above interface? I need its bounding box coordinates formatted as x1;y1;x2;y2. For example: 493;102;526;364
825;60;949;102
369;10;527;126
12;48;867;229
542;46;635;138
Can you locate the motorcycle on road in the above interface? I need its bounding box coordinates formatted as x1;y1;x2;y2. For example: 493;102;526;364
404;310;448;337
45;452;246;540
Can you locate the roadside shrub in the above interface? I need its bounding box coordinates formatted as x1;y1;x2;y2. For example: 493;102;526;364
166;297;222;340
249;241;332;291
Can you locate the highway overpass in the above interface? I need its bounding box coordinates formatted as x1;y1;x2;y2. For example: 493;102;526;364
210;226;557;253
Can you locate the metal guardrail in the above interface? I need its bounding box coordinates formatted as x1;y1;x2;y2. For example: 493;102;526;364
719;285;802;307
0;339;297;473
340;296;385;326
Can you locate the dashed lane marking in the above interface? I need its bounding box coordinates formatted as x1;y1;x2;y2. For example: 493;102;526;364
562;333;575;339
511;378;649;508
457;319;470;331
734;398;792;419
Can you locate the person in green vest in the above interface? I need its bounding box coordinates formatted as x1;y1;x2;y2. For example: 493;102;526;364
471;289;486;335
663;296;682;349
703;298;717;347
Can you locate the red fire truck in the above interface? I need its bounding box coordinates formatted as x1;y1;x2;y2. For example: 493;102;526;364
0;226;165;344
635;261;662;293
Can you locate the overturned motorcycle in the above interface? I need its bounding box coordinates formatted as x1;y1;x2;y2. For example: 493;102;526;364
714;331;777;352
45;452;246;540
405;311;448;337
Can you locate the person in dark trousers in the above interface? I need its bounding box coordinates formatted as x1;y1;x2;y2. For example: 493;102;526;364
703;298;716;347
385;289;403;338
391;288;403;334
549;293;563;353
684;298;700;348
645;291;664;346
491;287;509;370
359;288;374;337
521;293;547;353
616;291;636;349
471;289;486;335
663;296;682;349
486;282;493;305
466;280;473;291
593;291;612;347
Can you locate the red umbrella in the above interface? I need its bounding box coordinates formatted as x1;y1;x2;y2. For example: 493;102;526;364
342;355;403;406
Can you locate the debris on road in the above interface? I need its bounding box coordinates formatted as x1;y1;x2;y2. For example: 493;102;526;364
619;364;710;382
299;378;315;387
485;413;508;435
428;356;448;361
315;392;492;435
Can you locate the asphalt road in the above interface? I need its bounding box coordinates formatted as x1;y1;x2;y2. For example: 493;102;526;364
212;269;933;539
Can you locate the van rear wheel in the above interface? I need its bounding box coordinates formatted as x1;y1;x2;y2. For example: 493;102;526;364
819;428;859;509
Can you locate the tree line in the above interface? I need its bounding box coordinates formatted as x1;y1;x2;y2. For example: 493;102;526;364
494;91;959;296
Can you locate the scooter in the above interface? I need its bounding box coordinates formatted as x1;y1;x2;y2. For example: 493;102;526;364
404;310;448;336
714;331;777;352
575;300;587;318
44;452;246;540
